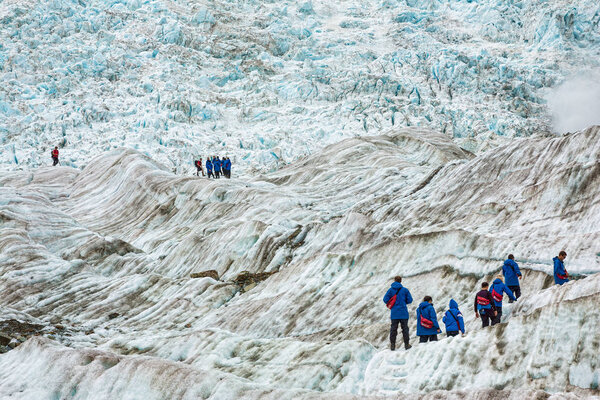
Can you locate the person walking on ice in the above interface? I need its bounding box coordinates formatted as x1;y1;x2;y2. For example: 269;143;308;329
442;299;465;337
206;157;214;179
223;157;232;178
502;254;522;302
51;146;60;166
416;296;441;343
213;156;221;178
194;158;204;176
489;276;516;325
383;276;413;351
474;282;497;328
554;251;569;285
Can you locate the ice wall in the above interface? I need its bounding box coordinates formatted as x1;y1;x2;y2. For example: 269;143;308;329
1;0;600;173
0;126;599;398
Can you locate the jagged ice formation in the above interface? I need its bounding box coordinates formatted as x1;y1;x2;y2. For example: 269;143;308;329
1;0;600;173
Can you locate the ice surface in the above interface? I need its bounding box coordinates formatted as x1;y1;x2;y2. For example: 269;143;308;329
1;0;600;397
0;126;599;398
1;0;600;174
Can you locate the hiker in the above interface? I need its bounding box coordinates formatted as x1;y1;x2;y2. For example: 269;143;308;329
442;299;465;337
553;251;569;285
194;158;204;177
474;282;497;328
502;254;522;302
223;157;231;178
51;146;59;166
206;157;214;179
212;156;221;179
416;296;441;343
383;276;413;351
217;156;223;178
489;276;516;325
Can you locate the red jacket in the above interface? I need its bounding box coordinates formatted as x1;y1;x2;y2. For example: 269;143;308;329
52;149;59;157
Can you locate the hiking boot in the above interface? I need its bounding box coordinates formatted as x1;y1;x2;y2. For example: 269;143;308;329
405;344;412;350
390;343;395;351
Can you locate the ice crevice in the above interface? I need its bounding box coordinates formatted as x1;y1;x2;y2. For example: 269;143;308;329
0;126;599;398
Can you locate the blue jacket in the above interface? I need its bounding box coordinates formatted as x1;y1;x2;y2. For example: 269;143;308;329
383;282;413;320
502;259;522;286
223;159;231;171
553;257;569;285
214;159;221;172
416;301;440;336
206;160;213;171
490;279;516;308
442;299;465;334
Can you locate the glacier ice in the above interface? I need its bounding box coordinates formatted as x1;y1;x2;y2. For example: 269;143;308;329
1;0;600;173
2;0;600;397
0;126;599;398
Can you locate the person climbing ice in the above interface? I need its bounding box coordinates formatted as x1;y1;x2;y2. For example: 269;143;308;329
553;251;569;285
502;254;522;302
416;296;441;343
383;276;413;351
489;276;516;325
206;157;214;179
194;157;204;177
51;146;59;166
442;299;465;337
474;282;497;328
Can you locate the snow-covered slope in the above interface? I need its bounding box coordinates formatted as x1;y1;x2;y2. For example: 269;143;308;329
1;126;599;398
1;0;600;173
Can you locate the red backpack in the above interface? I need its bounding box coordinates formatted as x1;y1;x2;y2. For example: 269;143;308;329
476;295;490;306
420;314;434;329
557;268;569;280
386;287;402;309
491;285;503;302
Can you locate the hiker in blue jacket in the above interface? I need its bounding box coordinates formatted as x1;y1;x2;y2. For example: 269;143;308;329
442;299;465;337
223;157;232;178
502;254;522;302
383;276;413;351
489;276;516;325
213;156;221;178
206;157;214;179
553;251;569;285
474;282;497;328
416;296;441;343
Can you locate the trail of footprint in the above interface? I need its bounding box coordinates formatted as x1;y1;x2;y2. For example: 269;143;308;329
379;352;409;392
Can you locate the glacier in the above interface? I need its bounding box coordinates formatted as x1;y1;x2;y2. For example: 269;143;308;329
1;125;600;398
1;0;600;398
1;0;600;173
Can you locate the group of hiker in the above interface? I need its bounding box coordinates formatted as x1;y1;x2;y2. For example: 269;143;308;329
50;147;234;179
383;252;570;351
195;156;232;179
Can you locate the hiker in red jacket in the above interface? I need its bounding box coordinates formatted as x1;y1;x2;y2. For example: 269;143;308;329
474;282;497;328
194;158;204;176
51;146;59;166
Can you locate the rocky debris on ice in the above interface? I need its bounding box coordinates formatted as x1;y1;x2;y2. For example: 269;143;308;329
190;269;220;280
